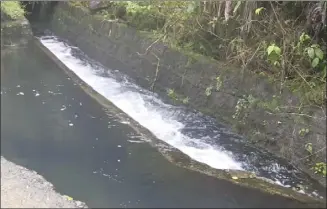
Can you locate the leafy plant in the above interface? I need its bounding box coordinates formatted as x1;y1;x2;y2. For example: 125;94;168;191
167;88;189;104
182;96;189;104
266;44;282;66
299;128;310;137
255;7;265;15
232;98;248;120
304;143;313;155
0;1;25;20
295;33;327;77
216;76;223;91
167;88;177;100
313;162;326;177
306;44;324;68
299;32;311;44
71;1;327;181
205;85;213;96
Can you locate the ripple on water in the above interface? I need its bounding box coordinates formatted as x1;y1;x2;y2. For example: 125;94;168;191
39;35;325;197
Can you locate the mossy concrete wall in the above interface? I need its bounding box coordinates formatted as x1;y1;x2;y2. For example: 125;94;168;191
1;3;32;49
47;2;326;185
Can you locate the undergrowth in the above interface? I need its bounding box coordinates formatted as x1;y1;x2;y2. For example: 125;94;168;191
78;1;326;107
0;1;25;20
70;1;326;178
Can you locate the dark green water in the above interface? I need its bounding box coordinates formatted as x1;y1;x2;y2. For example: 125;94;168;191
0;34;322;208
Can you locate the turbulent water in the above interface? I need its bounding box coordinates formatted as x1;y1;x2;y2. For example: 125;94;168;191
39;35;323;198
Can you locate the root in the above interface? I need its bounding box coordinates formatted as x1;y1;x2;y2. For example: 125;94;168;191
136;34;165;91
150;52;160;91
137;35;164;56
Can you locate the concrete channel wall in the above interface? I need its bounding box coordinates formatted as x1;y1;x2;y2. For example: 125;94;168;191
1;7;32;48
44;2;325;186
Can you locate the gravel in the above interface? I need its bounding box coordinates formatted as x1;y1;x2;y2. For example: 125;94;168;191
1;157;88;208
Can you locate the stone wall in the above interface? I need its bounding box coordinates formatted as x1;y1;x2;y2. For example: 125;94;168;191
46;2;326;185
1;11;32;49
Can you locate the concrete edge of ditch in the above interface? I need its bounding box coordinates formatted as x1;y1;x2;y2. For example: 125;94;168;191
1;19;88;208
1;17;33;49
33;36;325;207
1;157;88;208
47;2;326;189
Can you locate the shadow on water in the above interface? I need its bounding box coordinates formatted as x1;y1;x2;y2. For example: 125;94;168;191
18;4;326;200
1;30;324;208
37;34;326;200
20;2;325;197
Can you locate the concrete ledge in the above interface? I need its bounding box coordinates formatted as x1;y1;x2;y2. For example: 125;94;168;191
33;36;325;207
44;2;326;187
1;18;32;48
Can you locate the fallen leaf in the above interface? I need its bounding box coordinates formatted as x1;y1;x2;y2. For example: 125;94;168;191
64;195;73;201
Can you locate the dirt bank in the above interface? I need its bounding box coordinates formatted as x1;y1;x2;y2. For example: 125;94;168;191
1;157;87;208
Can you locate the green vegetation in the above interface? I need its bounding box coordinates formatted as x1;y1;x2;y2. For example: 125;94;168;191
68;1;327;178
0;1;25;20
167;88;189;105
304;142;326;177
313;162;326;177
299;128;310;137
79;1;326;107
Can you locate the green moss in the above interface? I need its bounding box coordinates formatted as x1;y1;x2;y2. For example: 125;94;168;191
1;1;25;20
256;97;282;112
166;88;189;105
70;1;326;108
287;78;325;106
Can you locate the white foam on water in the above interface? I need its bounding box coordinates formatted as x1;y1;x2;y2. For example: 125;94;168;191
40;36;245;171
127;140;145;144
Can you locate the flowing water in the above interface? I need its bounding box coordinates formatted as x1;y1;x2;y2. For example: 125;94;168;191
37;35;325;198
0;27;325;208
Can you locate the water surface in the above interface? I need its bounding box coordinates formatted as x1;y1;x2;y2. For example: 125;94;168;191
38;35;325;197
0;34;317;208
